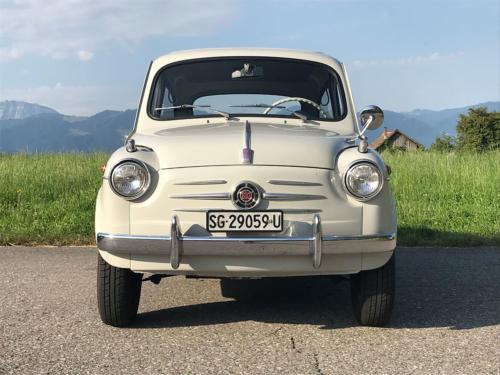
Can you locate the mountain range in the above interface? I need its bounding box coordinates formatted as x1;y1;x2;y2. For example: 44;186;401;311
0;100;498;153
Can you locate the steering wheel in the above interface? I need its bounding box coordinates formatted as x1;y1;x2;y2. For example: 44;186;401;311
263;97;328;119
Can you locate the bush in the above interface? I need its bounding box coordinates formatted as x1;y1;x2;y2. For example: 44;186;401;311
456;107;500;152
430;132;456;152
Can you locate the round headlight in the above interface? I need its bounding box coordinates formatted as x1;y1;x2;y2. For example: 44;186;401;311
110;160;150;200
344;162;383;200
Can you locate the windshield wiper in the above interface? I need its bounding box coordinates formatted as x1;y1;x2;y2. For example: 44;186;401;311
154;104;231;119
229;104;286;109
229;104;308;120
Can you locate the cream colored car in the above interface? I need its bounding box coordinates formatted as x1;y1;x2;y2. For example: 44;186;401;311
96;48;397;327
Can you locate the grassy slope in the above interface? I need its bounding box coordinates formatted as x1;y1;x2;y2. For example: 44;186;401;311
0;153;108;245
382;151;500;246
0;151;498;246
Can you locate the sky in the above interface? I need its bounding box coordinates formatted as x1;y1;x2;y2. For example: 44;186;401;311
0;0;498;116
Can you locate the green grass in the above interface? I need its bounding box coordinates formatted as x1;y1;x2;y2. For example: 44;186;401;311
382;150;500;246
0;153;108;245
0;151;499;246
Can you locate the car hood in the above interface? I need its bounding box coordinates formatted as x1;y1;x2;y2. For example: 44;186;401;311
134;121;349;169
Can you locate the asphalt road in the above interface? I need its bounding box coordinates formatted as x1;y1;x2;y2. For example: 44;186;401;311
1;246;499;375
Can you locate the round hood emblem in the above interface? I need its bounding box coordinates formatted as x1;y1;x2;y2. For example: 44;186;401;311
232;182;260;210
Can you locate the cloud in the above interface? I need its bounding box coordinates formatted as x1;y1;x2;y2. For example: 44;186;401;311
350;52;464;69
76;50;94;62
0;83;139;115
0;0;235;61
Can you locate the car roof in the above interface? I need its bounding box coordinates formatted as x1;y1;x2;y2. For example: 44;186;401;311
151;48;343;71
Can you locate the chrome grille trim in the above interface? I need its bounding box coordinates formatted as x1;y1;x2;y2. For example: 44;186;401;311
174;208;225;212
262;193;326;201
267;180;322;186
173;208;323;213
281;208;323;213
169;193;231;200
174;180;227;185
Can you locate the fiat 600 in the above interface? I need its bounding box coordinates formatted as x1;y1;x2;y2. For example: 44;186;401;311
96;48;397;327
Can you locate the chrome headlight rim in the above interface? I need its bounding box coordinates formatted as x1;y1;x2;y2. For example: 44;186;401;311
109;158;151;201
342;160;384;201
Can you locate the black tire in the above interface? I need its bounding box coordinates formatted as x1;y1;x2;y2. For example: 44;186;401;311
350;252;395;326
97;254;143;327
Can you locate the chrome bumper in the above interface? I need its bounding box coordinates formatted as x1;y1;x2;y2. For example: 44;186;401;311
97;215;395;270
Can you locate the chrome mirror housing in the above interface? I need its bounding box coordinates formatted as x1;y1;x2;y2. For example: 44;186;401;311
359;105;384;135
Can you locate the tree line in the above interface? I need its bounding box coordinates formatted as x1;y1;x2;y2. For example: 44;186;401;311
430;107;500;153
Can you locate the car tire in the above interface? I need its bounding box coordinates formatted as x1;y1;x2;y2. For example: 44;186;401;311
97;254;143;327
350;252;395;327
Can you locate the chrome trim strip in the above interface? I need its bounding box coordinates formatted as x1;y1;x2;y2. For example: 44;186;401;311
244;120;251;149
169;193;231;200
173;208;322;213
267;180;322;186
322;233;396;241
174;208;224;212
170;216;181;269
262;193;326;201
312;215;322;269
97;232;396;256
174;180;227;185
282;208;323;213
241;120;254;164
97;232;395;243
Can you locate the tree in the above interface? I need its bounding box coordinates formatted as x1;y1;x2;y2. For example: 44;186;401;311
430;132;456;152
456;107;500;152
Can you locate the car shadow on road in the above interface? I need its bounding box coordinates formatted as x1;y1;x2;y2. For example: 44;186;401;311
133;276;356;329
131;248;500;330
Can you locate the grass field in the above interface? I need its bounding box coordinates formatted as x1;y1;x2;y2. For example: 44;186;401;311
382;151;500;246
0;153;108;245
0;151;499;246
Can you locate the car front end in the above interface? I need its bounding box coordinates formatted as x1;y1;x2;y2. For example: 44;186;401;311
95;48;397;327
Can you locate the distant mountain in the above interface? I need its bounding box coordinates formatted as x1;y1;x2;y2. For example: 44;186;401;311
0;106;135;153
0;100;59;120
0;100;498;152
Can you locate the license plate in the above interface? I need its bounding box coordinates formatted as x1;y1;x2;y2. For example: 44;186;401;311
206;210;283;232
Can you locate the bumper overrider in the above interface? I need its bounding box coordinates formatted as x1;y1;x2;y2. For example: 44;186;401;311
97;215;396;270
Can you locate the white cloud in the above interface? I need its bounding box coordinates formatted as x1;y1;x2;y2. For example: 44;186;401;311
0;83;140;115
0;0;235;61
76;50;94;61
350;52;464;70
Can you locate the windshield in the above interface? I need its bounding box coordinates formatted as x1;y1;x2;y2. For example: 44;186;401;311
149;58;347;121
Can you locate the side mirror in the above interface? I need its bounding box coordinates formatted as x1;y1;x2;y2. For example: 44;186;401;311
359;105;384;135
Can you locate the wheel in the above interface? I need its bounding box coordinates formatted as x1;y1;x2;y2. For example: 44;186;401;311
350;253;395;326
97;254;143;327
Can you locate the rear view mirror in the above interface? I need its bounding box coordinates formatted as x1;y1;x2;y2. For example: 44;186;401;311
359;105;384;134
232;63;264;79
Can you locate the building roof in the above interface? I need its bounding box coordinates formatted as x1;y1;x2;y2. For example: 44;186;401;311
369;128;423;150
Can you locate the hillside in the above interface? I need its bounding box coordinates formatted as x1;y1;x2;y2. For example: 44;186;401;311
0;100;498;152
0;109;135;153
0;100;59;120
